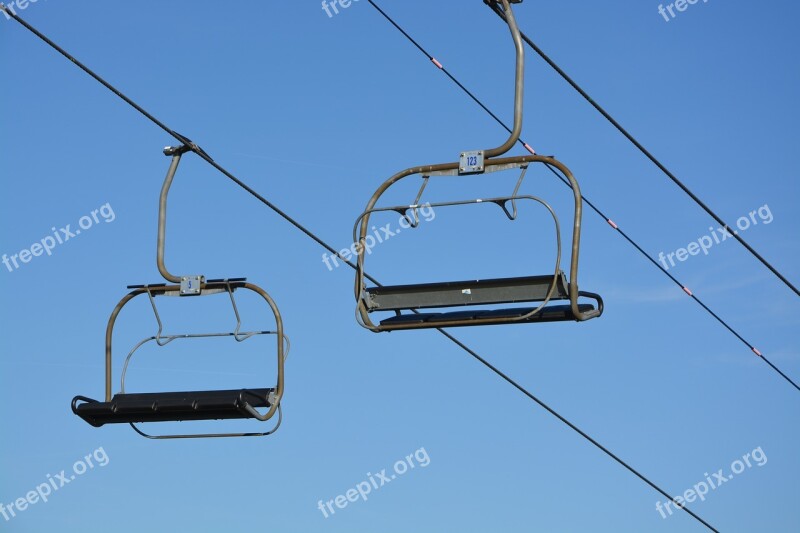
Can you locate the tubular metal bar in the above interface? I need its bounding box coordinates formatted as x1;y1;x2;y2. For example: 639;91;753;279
103;280;285;427
377;301;602;331
128;405;282;440
119;332;283;395
484;0;525;158
502;165;528;220
156;146;191;283
401;176;430;228
353;193;551;233
354;155;601;330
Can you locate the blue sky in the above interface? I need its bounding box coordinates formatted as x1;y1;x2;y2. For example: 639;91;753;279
1;1;798;532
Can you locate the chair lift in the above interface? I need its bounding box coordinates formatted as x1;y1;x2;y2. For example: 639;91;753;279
353;0;603;332
72;143;288;439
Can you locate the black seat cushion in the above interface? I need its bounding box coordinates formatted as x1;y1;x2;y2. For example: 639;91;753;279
72;388;272;427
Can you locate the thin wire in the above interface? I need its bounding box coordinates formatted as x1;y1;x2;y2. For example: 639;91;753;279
363;0;799;394
486;0;799;298
438;329;719;532
2;5;718;531
550;169;800;392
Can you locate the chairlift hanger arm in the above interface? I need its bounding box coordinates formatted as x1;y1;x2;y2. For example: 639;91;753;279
483;0;525;159
158;145;198;285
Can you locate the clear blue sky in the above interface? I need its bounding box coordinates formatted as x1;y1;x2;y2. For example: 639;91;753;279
1;1;798;532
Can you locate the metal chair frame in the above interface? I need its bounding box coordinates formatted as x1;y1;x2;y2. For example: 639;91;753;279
72;145;287;439
353;0;603;331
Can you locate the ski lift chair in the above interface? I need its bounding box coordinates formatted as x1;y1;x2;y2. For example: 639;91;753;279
353;0;603;331
72;144;287;438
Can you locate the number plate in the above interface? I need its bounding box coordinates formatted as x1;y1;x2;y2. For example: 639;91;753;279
180;275;204;296
459;150;484;175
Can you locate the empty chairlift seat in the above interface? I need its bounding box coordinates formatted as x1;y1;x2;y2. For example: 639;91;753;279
352;0;603;332
69;278;287;439
353;157;605;332
71;145;287;439
363;271;602;330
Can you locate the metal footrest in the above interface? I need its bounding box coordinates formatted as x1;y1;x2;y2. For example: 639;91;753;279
378;304;596;330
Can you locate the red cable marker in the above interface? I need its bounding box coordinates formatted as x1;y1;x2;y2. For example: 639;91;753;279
430;57;443;69
752;348;763;357
523;142;536;154
682;286;693;296
606;219;618;230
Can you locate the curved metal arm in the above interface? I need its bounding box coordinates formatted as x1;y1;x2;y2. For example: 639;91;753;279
484;0;525;159
157;146;192;283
